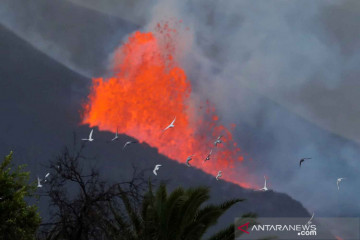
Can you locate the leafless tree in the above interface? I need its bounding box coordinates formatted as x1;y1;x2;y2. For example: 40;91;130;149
37;134;150;240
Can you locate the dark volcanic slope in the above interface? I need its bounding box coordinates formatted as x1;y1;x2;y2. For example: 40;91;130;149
0;23;88;164
0;24;310;234
1;0;137;77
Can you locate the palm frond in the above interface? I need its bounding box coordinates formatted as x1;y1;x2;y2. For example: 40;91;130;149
118;185;142;235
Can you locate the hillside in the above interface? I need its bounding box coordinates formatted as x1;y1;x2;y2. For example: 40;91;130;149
1;0;137;77
0;23;312;235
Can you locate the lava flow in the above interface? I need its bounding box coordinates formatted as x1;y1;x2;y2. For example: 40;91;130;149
81;23;250;188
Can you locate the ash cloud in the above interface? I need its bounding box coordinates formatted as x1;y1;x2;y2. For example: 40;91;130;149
0;0;137;77
144;0;360;217
1;0;360;218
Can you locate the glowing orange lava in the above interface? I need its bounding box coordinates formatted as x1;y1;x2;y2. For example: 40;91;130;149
82;23;250;188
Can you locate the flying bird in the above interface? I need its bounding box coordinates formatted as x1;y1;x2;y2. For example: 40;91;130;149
163;117;176;132
153;164;162;176
307;212;315;225
186;155;194;167
82;129;94;142
44;173;50;183
37;177;43;188
123;141;138;150
111;128;119;141
337;178;345;190
216;171;222;180
203;149;213;163
299;158;311;167
258;176;268;191
214;136;223;147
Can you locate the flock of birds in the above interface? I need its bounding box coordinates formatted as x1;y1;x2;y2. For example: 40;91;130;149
77;117;224;178
36;116;347;225
256;157;347;225
77;117;347;191
257;158;346;192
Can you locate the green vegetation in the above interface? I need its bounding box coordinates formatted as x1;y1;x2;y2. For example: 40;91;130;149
105;183;246;240
0;147;257;240
0;151;41;240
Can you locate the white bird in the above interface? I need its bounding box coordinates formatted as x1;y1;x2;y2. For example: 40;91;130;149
258;176;268;191
337;178;345;190
307;212;315;225
111;128;119;141
123;141;138;150
153;164;162;176
204;149;213;163
163;117;176;132
214;136;223;147
44;173;50;183
186;155;194;167
37;177;43;188
82;129;94;142
216;171;222;180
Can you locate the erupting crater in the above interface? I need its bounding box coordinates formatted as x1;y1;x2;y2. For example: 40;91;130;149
81;22;251;188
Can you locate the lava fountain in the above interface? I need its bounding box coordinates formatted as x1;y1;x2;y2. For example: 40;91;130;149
81;22;251;188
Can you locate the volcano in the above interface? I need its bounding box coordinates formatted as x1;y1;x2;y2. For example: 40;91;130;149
81;22;250;188
0;22;311;235
2;1;360;239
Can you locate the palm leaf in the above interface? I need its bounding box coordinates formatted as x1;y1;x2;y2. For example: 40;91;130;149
118;185;141;236
176;187;210;234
